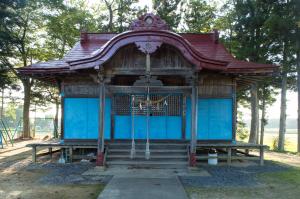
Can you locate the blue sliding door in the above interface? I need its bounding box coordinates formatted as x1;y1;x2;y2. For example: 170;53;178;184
186;98;233;140
113;94;182;140
114;115;182;139
63;98;111;139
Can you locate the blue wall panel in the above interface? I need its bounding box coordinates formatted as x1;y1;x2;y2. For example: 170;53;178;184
150;116;166;139
166;116;182;139
114;115;182;139
64;98;88;139
186;98;233;140
114;116;131;139
64;98;111;140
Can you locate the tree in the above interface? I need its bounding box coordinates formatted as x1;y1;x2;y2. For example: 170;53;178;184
153;0;183;30
0;1;25;116
0;0;64;138
183;0;216;33
294;0;300;153
31;81;60;138
101;0;143;32
230;0;276;144
264;0;297;151
258;81;277;145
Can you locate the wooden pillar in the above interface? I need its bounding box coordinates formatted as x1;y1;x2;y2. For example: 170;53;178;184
96;69;106;166
232;78;237;142
260;146;264;166
32;146;36;163
69;147;73;163
190;75;198;167
227;148;232;164
49;147;52;160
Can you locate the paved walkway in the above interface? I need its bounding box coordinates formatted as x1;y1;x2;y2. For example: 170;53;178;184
88;167;192;199
97;176;189;199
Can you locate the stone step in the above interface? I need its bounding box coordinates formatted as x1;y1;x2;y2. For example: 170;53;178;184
108;149;187;154
108;144;187;150
106;142;189;168
106;160;188;169
107;154;188;161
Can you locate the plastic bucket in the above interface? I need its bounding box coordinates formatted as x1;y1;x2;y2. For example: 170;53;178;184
208;153;218;165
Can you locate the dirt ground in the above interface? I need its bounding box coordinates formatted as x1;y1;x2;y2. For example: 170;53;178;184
0;140;104;199
1;140;300;199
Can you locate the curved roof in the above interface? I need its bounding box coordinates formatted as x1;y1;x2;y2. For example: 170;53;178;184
19;13;276;76
67;30;228;71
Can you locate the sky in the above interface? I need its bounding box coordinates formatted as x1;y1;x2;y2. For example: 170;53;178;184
241;90;298;120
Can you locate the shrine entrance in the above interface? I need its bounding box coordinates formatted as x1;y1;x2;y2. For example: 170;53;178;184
113;93;183;140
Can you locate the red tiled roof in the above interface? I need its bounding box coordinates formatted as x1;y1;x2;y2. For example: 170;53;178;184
19;14;276;75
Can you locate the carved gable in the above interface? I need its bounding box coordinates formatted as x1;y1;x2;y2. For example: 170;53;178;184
104;44;192;70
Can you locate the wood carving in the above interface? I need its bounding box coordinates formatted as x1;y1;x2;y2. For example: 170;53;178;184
129;13;169;31
135;41;162;54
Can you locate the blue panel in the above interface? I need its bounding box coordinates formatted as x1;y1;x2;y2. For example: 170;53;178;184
185;98;191;139
166;116;182;139
114;116;131;139
198;100;210;139
64;98;88;139
104;98;111;139
198;99;232;140
87;98;99;139
135;116;147;139
114;115;182;139
64;98;111;140
150;116;166;139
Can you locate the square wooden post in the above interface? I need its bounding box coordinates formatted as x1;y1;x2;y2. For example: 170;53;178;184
227;147;232;164
69;147;73;163
96;70;105;166
260;146;264;166
49;147;52;159
32;146;36;163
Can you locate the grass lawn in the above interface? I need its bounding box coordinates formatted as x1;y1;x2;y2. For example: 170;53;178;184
186;167;300;199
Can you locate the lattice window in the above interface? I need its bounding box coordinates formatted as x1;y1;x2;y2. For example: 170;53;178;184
113;94;181;116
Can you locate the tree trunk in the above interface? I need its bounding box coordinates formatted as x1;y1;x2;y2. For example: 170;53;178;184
22;79;31;138
1;88;4;118
260;89;266;145
249;83;259;143
104;0;114;32
297;26;300;152
278;71;287;151
54;99;59;138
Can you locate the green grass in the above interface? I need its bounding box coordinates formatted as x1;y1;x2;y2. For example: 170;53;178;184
259;167;300;186
186;167;300;199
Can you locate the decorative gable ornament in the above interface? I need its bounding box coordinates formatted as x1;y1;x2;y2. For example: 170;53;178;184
129;13;170;31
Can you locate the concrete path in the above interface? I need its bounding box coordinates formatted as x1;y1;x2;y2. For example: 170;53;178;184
97;176;189;199
89;167;193;199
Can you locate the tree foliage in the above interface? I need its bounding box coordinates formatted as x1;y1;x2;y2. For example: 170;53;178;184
183;0;216;32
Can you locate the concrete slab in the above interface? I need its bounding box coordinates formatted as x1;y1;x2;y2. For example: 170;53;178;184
97;176;189;199
83;166;210;178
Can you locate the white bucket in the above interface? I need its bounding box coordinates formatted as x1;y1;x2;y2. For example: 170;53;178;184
208;153;218;165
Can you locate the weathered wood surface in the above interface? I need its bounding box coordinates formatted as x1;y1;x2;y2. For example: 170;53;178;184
195;142;266;166
104;44;193;70
198;75;233;97
196;142;268;148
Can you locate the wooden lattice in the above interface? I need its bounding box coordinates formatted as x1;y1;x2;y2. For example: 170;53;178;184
113;94;181;116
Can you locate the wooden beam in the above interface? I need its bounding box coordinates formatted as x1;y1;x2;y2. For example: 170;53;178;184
109;68;194;76
107;85;192;94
